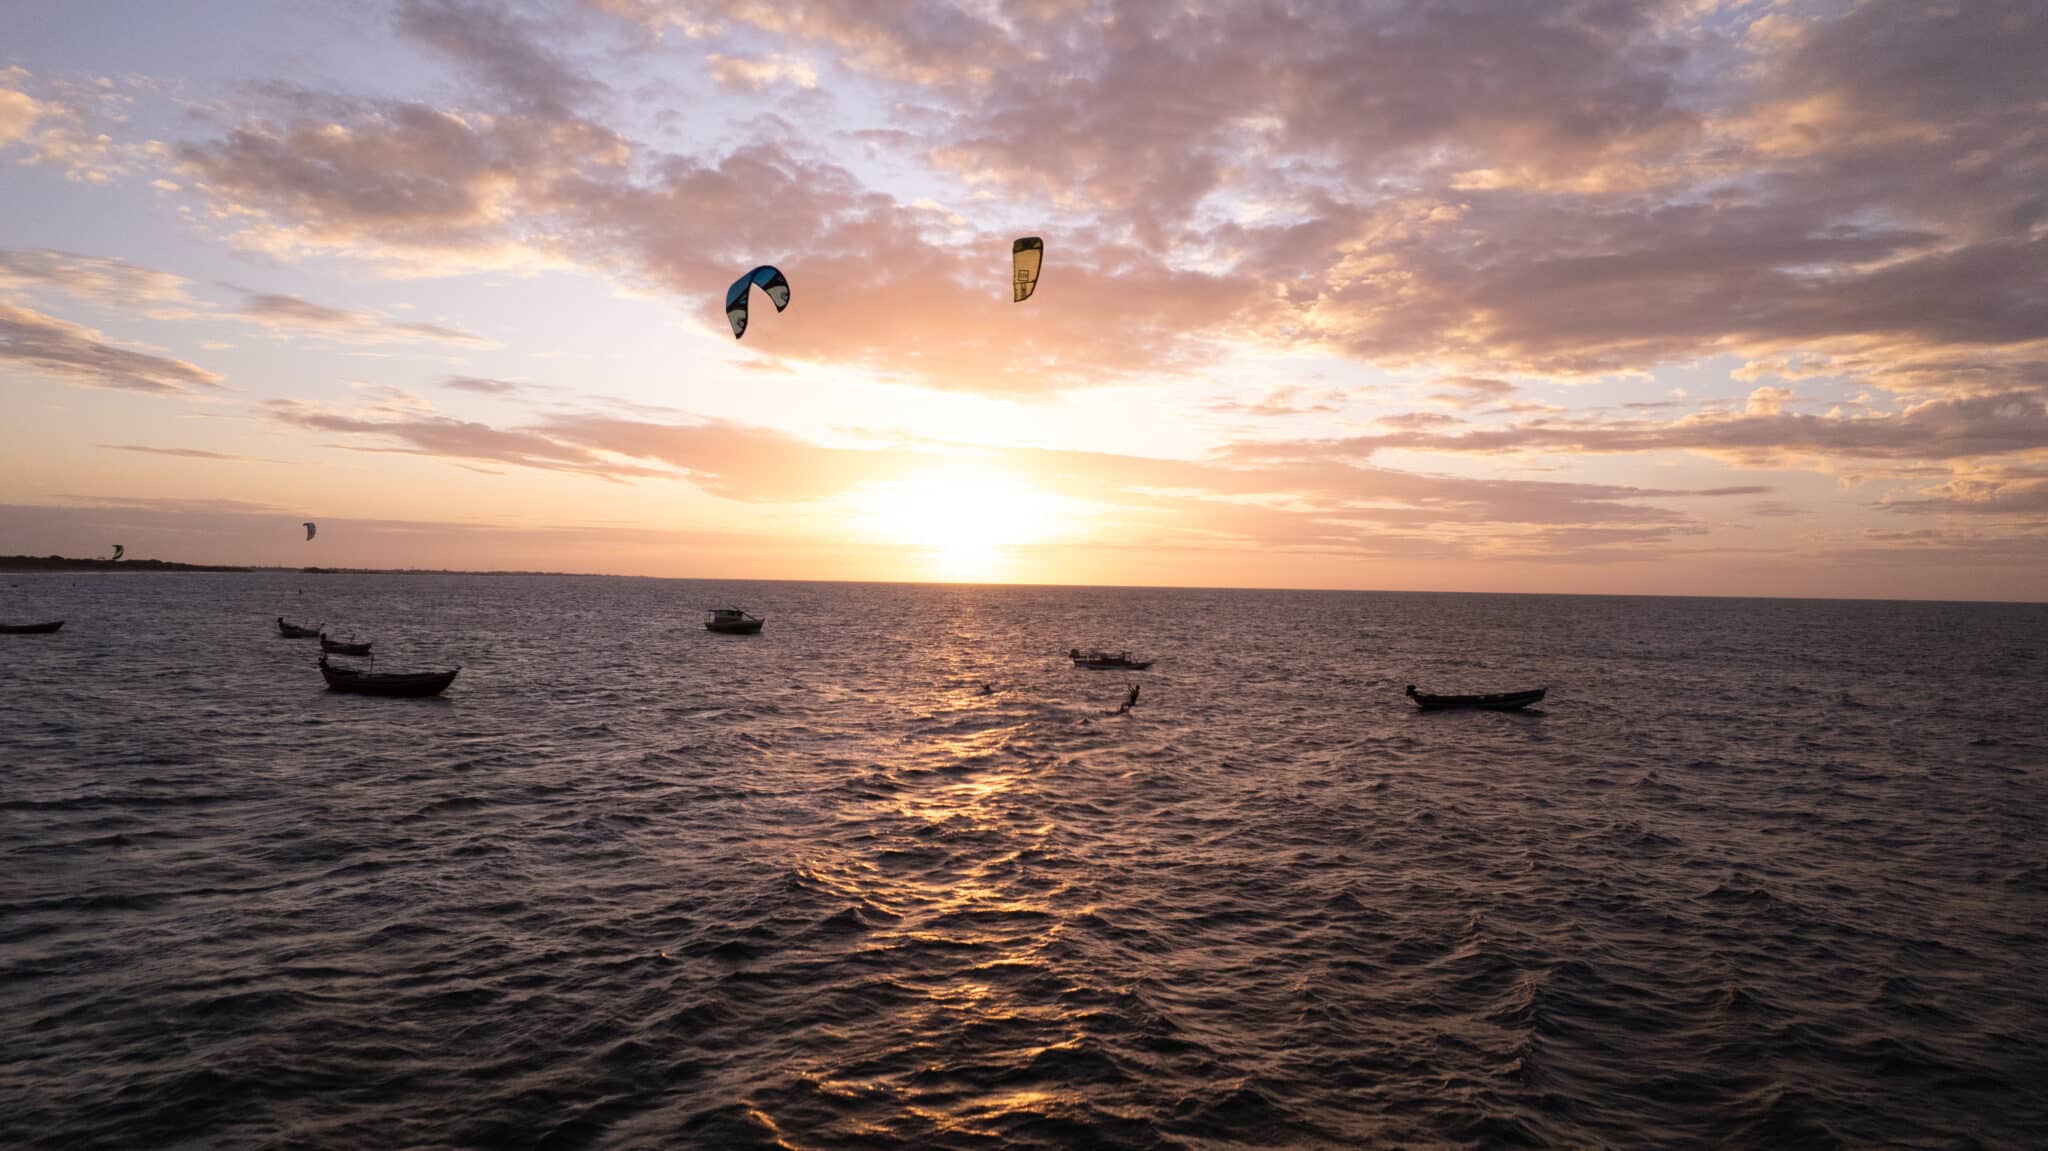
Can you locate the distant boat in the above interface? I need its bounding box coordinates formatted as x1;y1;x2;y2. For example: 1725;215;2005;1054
1070;648;1153;670
1406;684;1547;711
320;634;373;656
320;655;458;698
0;620;64;634
705;608;764;635
278;618;320;638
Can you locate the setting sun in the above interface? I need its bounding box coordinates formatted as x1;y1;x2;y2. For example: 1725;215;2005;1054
852;465;1082;581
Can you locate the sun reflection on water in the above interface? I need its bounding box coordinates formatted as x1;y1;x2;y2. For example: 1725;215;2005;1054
779;745;1089;1132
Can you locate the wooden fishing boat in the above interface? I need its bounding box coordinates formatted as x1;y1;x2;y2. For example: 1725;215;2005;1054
1406;685;1547;711
278;617;320;638
705;608;764;634
1070;648;1153;670
320;656;458;698
0;620;64;634
320;634;373;656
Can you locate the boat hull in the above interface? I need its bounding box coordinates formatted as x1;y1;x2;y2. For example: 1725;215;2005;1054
706;620;764;634
320;637;373;655
1409;687;1547;711
1073;659;1152;670
321;663;459;698
0;621;63;634
278;620;320;638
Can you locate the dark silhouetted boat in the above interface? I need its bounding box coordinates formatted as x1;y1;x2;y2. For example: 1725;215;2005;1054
706;608;764;634
320;655;458;698
1070;648;1153;670
320;634;373;656
0;620;64;634
278;618;320;638
1406;684;1547;711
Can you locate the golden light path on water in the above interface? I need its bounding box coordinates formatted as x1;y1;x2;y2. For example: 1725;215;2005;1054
783;714;1085;1139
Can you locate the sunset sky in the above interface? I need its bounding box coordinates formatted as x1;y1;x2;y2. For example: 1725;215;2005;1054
3;0;2045;598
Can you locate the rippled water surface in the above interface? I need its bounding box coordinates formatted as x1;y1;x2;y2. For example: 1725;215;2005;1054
3;574;2046;1148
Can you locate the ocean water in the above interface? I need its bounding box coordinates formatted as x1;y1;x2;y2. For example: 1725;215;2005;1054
2;573;2044;1149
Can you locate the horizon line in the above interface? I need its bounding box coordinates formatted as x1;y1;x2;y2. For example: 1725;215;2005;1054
8;556;2042;607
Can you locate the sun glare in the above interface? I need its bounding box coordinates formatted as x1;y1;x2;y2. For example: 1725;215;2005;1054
854;466;1078;581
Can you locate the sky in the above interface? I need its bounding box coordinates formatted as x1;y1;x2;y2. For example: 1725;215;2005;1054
2;0;2045;599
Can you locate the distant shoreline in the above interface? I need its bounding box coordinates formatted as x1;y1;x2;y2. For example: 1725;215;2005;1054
3;555;2040;605
2;555;252;573
0;556;568;577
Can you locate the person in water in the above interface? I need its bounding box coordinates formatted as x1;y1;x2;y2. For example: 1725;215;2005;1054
1114;683;1140;714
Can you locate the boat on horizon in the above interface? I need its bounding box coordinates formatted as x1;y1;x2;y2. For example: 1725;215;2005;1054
278;618;320;638
0;620;64;634
320;634;373;656
1406;685;1547;711
320;655;458;698
705;608;764;635
1071;648;1153;670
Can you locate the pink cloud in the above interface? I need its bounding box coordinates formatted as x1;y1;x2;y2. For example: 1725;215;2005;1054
0;248;198;315
1206;386;1343;417
98;444;278;462
140;0;2044;406
1234;391;2048;468
0;301;222;395
264;398;672;482
236;292;489;345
